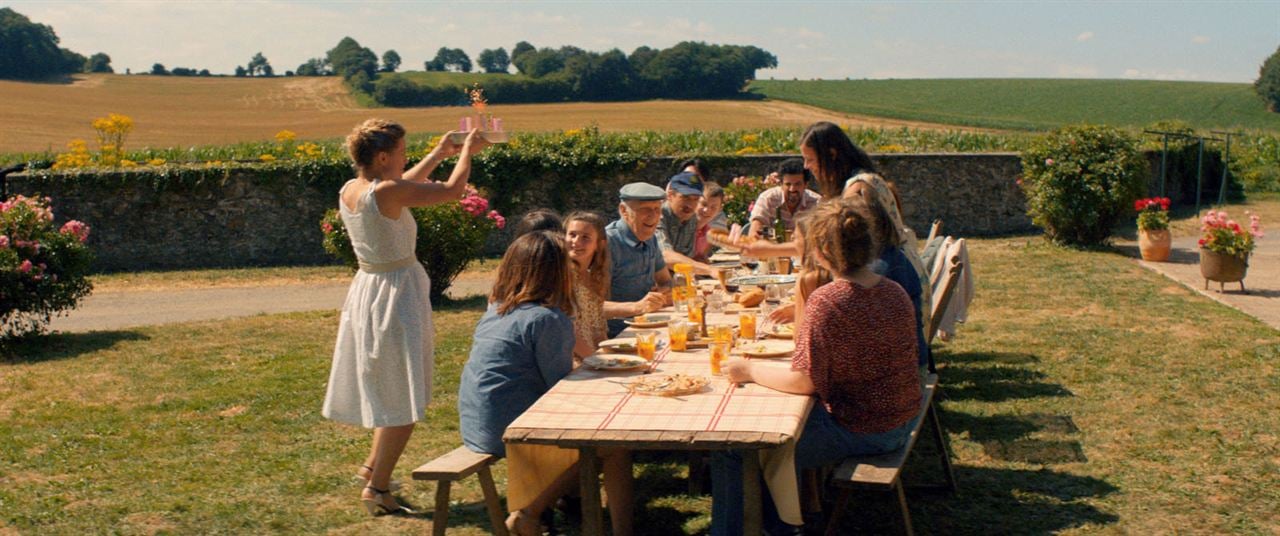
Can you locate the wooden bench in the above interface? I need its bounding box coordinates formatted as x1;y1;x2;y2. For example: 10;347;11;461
411;446;509;536
824;374;956;536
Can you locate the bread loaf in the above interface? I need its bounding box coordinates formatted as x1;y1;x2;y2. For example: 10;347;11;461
735;288;765;307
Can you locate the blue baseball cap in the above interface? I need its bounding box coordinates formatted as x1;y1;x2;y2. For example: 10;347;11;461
666;172;704;196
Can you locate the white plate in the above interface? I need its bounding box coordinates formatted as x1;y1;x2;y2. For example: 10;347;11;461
583;353;649;371
728;274;797;286
623;314;671;328
768;324;795;339
598;338;638;352
738;340;794;358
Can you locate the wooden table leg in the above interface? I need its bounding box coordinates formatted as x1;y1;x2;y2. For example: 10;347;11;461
743;450;763;536
579;447;604;536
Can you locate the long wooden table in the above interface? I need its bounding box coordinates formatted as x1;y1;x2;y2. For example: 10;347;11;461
503;308;811;535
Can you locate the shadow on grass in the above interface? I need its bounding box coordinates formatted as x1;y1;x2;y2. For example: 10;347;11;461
0;330;149;364
435;294;489;312
891;466;1119;535
939;365;1074;402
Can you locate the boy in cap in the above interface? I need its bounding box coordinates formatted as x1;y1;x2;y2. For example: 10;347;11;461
605;182;673;337
656;172;715;276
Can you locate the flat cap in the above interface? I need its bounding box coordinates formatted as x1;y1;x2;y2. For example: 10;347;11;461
619;182;666;201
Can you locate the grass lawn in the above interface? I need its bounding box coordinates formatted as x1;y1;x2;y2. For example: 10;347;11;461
89;259;502;293
752;79;1280;133
3;234;1279;533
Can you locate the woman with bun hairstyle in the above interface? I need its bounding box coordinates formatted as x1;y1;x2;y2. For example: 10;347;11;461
710;198;922;535
322;119;488;515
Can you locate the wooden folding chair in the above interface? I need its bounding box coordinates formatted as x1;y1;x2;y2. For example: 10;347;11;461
926;252;963;373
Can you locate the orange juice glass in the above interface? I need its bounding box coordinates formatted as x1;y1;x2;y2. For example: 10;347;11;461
739;312;757;339
635;331;657;361
711;324;734;344
710;341;729;375
687;300;704;324
668;320;688;351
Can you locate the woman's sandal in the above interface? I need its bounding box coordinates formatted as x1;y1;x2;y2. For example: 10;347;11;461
353;464;401;491
361;486;414;516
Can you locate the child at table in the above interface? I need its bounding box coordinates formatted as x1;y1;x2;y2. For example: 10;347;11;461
457;231;633;536
711;198;923;535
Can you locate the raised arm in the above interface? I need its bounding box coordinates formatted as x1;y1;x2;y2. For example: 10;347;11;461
381;129;490;210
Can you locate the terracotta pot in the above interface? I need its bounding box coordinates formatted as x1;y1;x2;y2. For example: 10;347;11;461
1199;248;1249;293
1138;229;1171;262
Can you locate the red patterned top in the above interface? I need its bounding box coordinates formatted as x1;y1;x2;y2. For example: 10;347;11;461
792;278;921;433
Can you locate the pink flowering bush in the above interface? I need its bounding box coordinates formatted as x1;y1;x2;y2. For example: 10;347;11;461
321;185;504;301
1199;209;1264;257
0;195;94;339
722;173;780;227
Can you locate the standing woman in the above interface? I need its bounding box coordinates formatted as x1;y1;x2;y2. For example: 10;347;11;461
323;119;487;515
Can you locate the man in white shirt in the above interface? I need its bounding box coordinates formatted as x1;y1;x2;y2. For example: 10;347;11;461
748;158;822;239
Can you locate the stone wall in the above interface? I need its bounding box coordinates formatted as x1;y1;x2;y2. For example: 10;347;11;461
9;153;1032;271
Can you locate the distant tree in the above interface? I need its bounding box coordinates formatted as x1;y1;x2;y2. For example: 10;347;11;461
234;65;247;77
516;48;565;78
285;70;294;77
1255;46;1280;112
564;49;635;101
84;52;113;73
0;7;87;80
198;69;210;76
171;67;196;76
246;52;272;77
296;57;329;76
426;47;471;73
327;37;377;80
477;47;510;73
510;41;536;68
628;46;658;73
381;49;401;72
151;63;169;75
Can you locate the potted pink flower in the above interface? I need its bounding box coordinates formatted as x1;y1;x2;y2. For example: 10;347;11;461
1198;209;1264;293
1135;197;1171;261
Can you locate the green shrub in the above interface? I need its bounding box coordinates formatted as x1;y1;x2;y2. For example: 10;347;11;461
0;195;93;339
321;186;504;302
1230;134;1280;193
1020;125;1148;246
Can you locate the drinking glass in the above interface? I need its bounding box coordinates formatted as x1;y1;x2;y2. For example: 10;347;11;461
709;341;729;375
668;320;688;352
739;311;757;339
635;331;657;361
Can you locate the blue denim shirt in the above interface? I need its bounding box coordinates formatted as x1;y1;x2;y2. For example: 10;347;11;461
871;247;929;368
458;302;574;457
605;219;665;337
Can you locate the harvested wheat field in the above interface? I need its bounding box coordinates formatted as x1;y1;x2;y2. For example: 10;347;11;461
1;74;969;152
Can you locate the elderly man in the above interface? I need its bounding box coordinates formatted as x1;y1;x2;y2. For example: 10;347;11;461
656;172;715;276
606;182;673;337
748;158;822;240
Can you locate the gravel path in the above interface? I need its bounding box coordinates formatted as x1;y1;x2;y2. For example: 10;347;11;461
48;278;495;333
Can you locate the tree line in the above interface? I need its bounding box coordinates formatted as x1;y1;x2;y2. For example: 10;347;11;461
0;8;112;80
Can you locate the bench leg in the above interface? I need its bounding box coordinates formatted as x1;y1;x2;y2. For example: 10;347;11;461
927;402;957;493
743;453;763;536
477;465;509;536
688;451;705;495
433;480;451;536
894;482;914;536
823;489;850;536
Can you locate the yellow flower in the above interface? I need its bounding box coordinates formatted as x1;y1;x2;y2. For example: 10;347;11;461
735;146;762;155
875;144;906;153
564;128;583;137
259;154;277;162
741;133;759;144
275;130;297;143
147;158;166;166
120;159;138;168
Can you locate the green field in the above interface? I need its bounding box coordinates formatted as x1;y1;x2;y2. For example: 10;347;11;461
751;78;1280;133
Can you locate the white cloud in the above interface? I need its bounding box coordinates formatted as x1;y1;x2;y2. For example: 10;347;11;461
1122;67;1200;81
1192;35;1211;44
1076;31;1094;42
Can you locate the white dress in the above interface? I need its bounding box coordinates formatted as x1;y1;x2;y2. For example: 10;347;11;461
322;179;434;428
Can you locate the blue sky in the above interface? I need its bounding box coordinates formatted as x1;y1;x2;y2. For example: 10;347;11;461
9;0;1278;82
